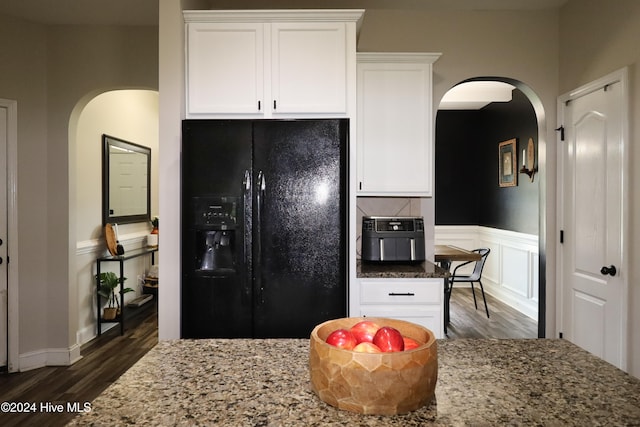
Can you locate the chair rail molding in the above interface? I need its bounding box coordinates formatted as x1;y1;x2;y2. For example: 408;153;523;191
435;225;539;319
76;232;149;256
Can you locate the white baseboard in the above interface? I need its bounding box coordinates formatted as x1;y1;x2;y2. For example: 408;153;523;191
19;344;83;372
436;225;539;320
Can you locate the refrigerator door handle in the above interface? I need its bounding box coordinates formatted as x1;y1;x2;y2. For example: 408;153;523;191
243;169;251;191
256;170;266;304
243;170;252;301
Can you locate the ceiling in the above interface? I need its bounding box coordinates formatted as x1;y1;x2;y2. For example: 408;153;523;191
0;0;568;26
440;81;516;110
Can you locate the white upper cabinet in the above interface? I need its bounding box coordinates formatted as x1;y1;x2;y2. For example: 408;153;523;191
357;53;441;196
184;10;364;119
186;23;264;115
271;22;347;114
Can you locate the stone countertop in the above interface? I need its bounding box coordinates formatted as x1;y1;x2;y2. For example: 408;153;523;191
68;338;640;426
357;259;449;279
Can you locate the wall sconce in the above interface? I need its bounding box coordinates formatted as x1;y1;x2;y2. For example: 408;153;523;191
519;137;537;182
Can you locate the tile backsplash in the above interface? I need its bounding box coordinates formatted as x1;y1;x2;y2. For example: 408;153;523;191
356;197;427;259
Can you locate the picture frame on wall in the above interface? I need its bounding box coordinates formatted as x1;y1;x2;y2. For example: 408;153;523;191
498;138;517;187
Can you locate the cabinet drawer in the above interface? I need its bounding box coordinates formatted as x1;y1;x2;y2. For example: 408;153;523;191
360;280;442;304
359;306;442;339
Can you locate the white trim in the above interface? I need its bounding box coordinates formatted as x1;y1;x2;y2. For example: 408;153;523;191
19;344;82;372
76;231;150;256
0;99;19;373
357;52;442;64
183;9;365;31
556;87;567;344
556;67;629;371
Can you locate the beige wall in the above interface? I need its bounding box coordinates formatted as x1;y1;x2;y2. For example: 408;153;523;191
158;0;185;340
0;13;158;368
0;14;50;363
559;0;640;377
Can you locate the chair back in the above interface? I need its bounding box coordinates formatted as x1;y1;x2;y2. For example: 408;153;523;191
467;248;490;281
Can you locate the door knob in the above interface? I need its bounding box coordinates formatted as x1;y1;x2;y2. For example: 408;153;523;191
600;265;617;276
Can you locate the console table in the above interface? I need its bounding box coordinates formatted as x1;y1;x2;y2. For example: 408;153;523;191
96;247;158;335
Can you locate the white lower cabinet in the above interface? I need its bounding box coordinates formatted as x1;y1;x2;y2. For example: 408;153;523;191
357;279;444;339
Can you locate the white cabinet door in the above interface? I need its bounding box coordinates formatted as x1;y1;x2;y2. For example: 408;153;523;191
186;23;264;116
357;54;440;196
359;306;442;339
271;22;347;115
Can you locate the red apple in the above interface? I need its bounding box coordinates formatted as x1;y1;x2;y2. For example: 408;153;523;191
325;329;357;350
403;336;421;351
373;326;405;352
353;342;382;353
349;320;381;343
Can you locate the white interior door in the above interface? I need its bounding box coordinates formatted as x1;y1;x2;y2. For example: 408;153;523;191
0;104;8;368
559;69;628;371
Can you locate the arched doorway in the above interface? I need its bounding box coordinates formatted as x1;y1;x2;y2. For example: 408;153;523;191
69;89;159;345
435;78;546;338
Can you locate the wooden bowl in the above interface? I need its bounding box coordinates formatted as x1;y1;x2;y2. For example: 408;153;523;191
309;317;437;415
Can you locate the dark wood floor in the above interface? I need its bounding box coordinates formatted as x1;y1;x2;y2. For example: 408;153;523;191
0;303;158;427
0;289;536;426
445;287;539;339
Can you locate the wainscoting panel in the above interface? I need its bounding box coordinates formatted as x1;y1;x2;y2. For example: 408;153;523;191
435;225;538;320
501;245;530;298
531;252;539;301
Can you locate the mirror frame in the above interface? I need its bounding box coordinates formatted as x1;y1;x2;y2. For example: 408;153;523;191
102;134;151;225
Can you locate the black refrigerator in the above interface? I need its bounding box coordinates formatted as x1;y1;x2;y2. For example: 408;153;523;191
181;119;348;338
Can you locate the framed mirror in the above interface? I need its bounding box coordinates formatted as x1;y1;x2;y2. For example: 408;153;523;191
102;134;151;225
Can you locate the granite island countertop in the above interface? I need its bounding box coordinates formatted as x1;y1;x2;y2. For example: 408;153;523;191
357;259;449;279
67;338;640;426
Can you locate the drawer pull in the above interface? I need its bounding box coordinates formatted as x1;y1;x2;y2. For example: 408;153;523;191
388;292;415;296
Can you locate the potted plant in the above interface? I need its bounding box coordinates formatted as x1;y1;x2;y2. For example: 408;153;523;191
96;272;134;320
148;216;159;247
